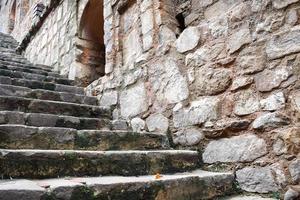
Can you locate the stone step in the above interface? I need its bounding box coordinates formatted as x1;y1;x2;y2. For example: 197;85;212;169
0;33;17;42
220;195;276;200
0;68;73;85
0;64;61;78
0;42;18;49
0;55;26;63
0;111;110;129
0;76;85;94
0;47;16;54
0;170;234;200
0;41;18;49
0;53;35;63
0;37;17;44
0;56;54;71
0;59;54;73
0;149;200;178
0;84;97;105
35;64;53;71
0;125;168;150
0;96;110;118
0;44;17;50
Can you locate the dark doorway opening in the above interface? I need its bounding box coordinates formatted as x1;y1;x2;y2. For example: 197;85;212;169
77;0;105;85
176;13;186;35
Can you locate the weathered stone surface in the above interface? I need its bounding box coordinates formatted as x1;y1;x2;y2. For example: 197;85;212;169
255;66;293;92
228;2;251;23
271;162;287;186
0;125;169;151
266;28;300;59
192;0;214;10
225;195;276;200
252;112;290;130
273;137;287;156
231;76;253;91
0;96;111;118
276;127;300;156
146;113;169;133
173;128;204;146
175;26;201;53
185;42;225;68
208;17;229;38
99;91;118;107
203;134;267;163
0;180;45;200
204;0;242;21
0;170;235;200
284;188;300;200
0;149;200;178
236;166;280;193
260;92;285;111
291;91;300;112
214;118;251;132
227;26;251;54
234;90;260;116
286;9;299;26
141;9;153;35
123;27;143;66
158;26;177;48
236;45;266;75
251;0;271;12
192;66;232;96
289;159;300;183
130;117;146;132
120;82;148;118
149;58;189;105
112;120;128;130
173;97;220;128
273;0;299;9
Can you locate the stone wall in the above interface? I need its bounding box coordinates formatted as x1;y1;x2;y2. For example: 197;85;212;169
86;0;300;196
23;0;77;75
0;0;77;76
0;0;49;40
1;0;300;197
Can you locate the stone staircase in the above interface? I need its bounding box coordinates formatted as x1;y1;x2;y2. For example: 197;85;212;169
0;32;273;200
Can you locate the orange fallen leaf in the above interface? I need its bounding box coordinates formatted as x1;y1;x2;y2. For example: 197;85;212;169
155;173;162;180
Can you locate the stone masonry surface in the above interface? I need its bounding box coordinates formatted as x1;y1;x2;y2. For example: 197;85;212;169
1;0;300;199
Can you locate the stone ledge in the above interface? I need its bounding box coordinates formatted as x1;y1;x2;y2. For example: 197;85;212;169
0;170;234;200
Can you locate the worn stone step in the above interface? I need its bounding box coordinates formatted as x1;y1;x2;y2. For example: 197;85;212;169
220;195;276;200
0;56;56;73
0;112;109;129
0;170;234;200
0;54;27;62
35;64;53;71
0;59;54;73
0;37;17;44
0;47;16;54
0;96;110;118
0;65;61;78
0;125;169;150
0;39;18;49
0;33;17;42
0;42;18;49
0;149;200;178
0;84;97;105
0;68;73;85
0;76;85;94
